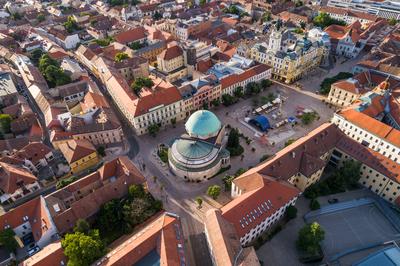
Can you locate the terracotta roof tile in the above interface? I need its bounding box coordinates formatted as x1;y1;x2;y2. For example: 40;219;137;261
114;27;146;44
0;197;53;242
0;162;37;194
58;139;96;164
158;45;183;61
21;241;66;266
95;213;186;266
222;175;299;237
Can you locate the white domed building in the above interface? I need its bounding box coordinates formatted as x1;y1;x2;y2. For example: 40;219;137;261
168;110;230;182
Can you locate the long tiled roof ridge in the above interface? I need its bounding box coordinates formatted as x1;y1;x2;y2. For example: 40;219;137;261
221;176;299;237
339;109;400;147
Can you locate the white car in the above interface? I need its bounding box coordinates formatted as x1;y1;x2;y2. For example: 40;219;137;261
28;246;40;256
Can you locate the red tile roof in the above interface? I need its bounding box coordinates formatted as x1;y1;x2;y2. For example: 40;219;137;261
0;197;53;242
45;156;145;234
221;175;299;237
319;6;378;21
0;162;37;194
205;209;260;266
95;213;186;266
58;139;96;163
158;44;183;61
114;27;146;44
21;241;66;266
221;64;271;89
13;142;52;166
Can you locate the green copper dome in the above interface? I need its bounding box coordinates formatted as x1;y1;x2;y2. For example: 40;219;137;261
185;110;221;139
175;139;214;160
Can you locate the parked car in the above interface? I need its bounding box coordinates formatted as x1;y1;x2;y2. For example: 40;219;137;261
28;246;40;256
328;198;339;204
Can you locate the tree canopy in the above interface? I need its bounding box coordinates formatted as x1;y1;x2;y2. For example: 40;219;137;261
114;52;129;62
207;185;221;200
73;219;90;235
313;12;346;28
39;54;71;87
63;16;81;33
319;72;353;94
131;77;154;94
0;114;12;138
128;184;146;199
62;230;104;266
297;222;325;255
0;229;18;252
226;128;244;156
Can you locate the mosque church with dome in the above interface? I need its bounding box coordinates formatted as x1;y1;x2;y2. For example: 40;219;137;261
168;110;230;182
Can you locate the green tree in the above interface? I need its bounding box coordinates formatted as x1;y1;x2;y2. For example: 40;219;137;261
97;146;106;156
295;0;303;7
227;128;240;147
221;94;236;106
153;11;163;21
261;79;272;89
128;184;146;198
310;198;320;210
114;52;129;62
0;229;18;252
12;12;22;20
285;138;296;147
39;54;59;73
44;65;71;87
199;0;206;6
226;128;244;156
222;175;235;191
97;199;125;233
74;219;90;235
195;197;203;208
262;11;271;22
63;16;80;33
62;230;104;266
37;14;46;22
301;112;316;125
30;49;44;65
131;77;154;94
128;41;145;50
313;12;346;28
148;124;160;137
211;98;220;107
0;114;12;136
319;72;353;94
171;117;176;127
286;205;298;220
207;185;221;200
296;222;325;255
388;18;398;26
246;82;261;95
340;160;361;187
123;197;154;226
233;86;244;98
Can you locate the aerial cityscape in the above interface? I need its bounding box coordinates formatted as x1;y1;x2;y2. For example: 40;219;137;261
0;0;399;265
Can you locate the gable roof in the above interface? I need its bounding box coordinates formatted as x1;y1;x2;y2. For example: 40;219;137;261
21;241;66;266
221;175;299;237
114;27;146;44
158;45;183;61
0;197;53;242
94;213;186;266
0;162;37;194
58;139;96;163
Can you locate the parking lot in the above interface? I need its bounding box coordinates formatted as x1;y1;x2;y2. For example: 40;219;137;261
308;204;399;259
